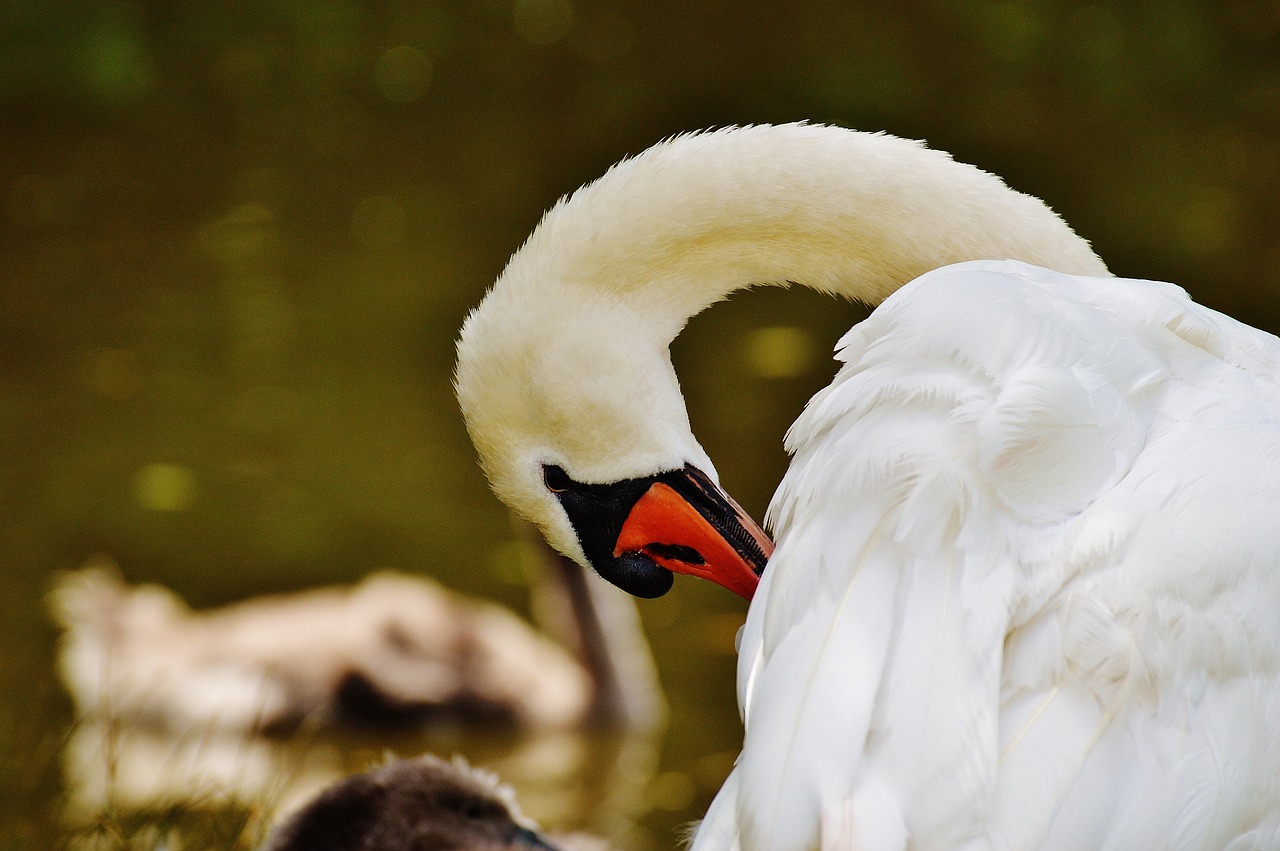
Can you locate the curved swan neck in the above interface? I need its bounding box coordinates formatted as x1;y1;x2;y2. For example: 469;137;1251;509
500;124;1108;341
454;124;1110;562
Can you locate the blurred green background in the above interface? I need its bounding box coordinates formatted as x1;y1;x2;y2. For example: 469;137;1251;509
2;0;1278;847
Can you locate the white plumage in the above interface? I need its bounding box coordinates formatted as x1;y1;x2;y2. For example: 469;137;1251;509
730;260;1280;850
455;123;1280;851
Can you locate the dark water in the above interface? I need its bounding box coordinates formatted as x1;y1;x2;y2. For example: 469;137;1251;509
2;0;1278;847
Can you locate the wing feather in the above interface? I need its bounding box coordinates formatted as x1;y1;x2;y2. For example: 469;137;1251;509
720;261;1280;851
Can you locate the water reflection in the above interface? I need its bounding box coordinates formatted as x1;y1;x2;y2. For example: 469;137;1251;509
61;722;660;849
51;545;667;848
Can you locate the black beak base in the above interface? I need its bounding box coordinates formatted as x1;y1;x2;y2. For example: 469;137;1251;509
545;462;766;599
546;464;676;597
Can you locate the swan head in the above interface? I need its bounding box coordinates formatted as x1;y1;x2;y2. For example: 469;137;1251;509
456;258;771;600
457;122;1104;601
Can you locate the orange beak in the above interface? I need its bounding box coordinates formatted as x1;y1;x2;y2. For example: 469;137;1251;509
613;473;773;601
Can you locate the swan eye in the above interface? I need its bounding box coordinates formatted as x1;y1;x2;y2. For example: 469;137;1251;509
543;464;573;493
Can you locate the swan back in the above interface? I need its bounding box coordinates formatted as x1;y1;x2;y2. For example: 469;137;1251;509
716;261;1280;851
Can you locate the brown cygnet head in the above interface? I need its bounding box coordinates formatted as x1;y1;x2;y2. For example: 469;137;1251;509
261;755;564;851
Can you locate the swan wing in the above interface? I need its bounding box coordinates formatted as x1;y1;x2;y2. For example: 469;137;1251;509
691;765;744;851
725;261;1280;851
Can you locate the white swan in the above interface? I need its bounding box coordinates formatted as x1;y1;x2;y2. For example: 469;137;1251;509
455;124;1280;850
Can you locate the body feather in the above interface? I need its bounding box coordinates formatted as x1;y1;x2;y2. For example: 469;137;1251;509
697;261;1280;851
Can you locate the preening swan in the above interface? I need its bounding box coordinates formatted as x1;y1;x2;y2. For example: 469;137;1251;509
455;124;1280;850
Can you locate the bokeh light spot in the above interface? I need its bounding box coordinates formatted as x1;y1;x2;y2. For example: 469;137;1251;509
82;15;153;103
374;45;433;103
133;463;196;512
743;325;819;379
700;611;746;656
198;203;278;268
647;771;696;811
514;0;574;45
